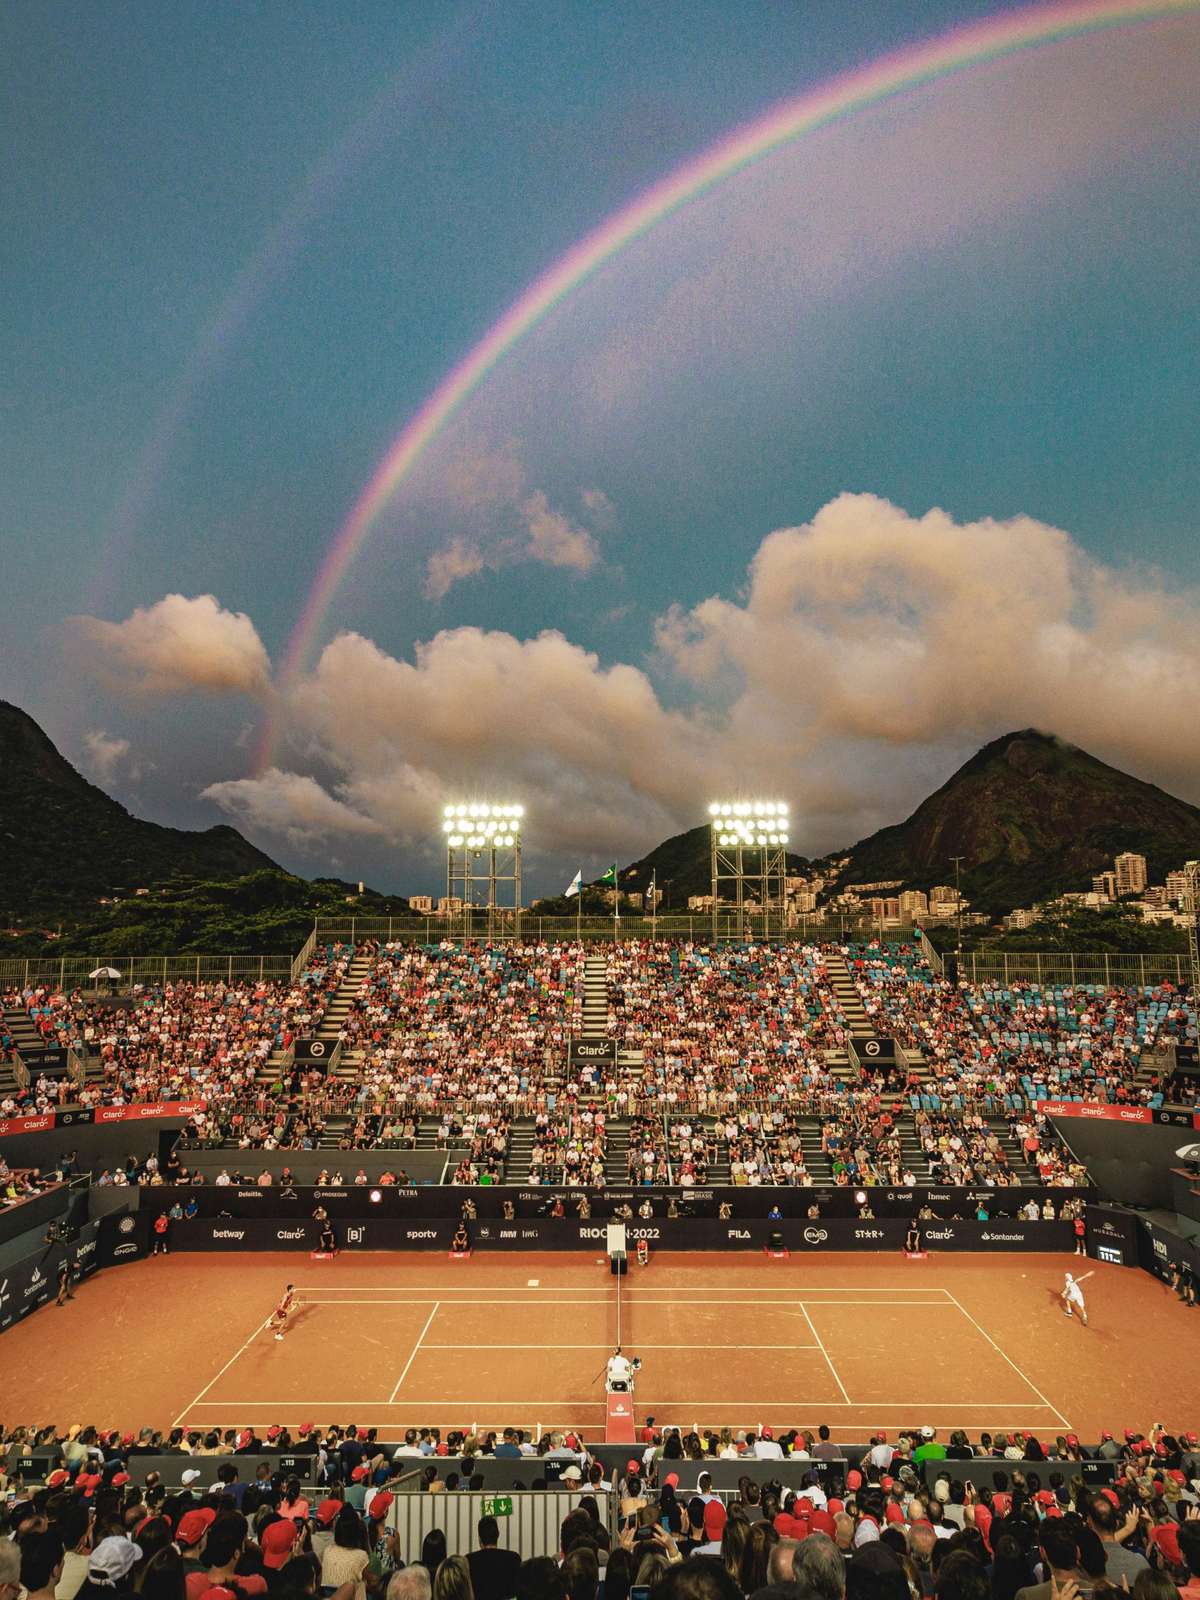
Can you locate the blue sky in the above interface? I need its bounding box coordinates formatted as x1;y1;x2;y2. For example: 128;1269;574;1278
4;1;1199;895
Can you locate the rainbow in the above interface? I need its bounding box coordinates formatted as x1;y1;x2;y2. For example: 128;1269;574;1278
261;0;1197;770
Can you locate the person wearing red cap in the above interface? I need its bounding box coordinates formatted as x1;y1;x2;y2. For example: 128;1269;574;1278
259;1520;300;1572
755;1426;783;1461
184;1516;268;1600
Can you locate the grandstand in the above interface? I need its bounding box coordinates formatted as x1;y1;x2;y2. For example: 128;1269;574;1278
2;929;1198;1587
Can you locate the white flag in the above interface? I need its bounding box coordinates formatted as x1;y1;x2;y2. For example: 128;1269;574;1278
564;869;582;898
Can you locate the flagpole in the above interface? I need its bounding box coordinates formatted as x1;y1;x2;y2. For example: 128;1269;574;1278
577;869;582;942
612;862;619;940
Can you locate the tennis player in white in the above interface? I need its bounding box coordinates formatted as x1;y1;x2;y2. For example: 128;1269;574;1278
1061;1270;1092;1325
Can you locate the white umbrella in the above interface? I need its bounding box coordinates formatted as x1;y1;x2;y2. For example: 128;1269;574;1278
89;967;122;980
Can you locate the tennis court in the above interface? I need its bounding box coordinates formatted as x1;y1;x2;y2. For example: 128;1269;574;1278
4;1250;1195;1438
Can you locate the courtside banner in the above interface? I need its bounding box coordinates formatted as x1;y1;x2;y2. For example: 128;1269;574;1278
1037;1101;1200;1129
94;1100;206;1124
0;1113;57;1137
0;1102;205;1139
171;1216;1073;1254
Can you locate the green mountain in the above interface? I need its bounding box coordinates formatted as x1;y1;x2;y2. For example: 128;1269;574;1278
836;729;1200;915
606;731;1200;920
0;700;281;920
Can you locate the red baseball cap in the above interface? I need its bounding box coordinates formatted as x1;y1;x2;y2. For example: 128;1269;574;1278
847;1469;863;1490
1065;1435;1079;1447
369;1492;393;1519
267;1426;281;1441
121;1433;135;1448
351;1465;369;1482
299;1422;315;1435
316;1498;344;1526
875;1431;887;1443
1183;1432;1198;1445
881;1476;894;1491
176;1508;216;1548
773;1514;794;1536
626;1460;640;1474
77;1473;102;1497
811;1510;835;1537
761;1427;774;1440
112;1472;130;1488
1100;1489;1120;1507
46;1470;69;1488
261;1521;299;1569
664;1473;679;1489
236;1430;252;1450
703;1502;727;1538
885;1504;906;1524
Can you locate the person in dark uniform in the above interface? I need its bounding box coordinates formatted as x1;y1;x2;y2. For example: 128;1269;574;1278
319;1218;337;1254
905;1221;922;1255
451;1221;470;1254
56;1256;75;1306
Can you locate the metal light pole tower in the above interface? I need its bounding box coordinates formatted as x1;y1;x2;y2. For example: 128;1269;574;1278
950;855;965;961
1185;860;1200;1004
442;803;523;942
709;802;790;944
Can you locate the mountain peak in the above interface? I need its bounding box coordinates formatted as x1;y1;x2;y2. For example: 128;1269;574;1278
0;702;279;919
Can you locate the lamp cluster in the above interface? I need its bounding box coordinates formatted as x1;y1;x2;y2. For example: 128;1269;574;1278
708;800;790;848
442;803;523;850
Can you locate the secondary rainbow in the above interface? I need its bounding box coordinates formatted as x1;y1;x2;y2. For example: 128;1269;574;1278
262;0;1197;771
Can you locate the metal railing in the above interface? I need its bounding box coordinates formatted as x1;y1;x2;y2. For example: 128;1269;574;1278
0;954;293;991
916;927;944;976
386;1489;591;1562
311;915;920;945
290;926;318;982
954;951;1192;989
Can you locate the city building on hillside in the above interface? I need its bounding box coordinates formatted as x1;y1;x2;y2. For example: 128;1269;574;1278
899;889;929;917
1114;851;1148;895
1093;871;1116;899
688;895;715;911
409;895;433;914
437;896;464;915
1166;869;1189;904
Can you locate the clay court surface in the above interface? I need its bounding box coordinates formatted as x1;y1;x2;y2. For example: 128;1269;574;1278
3;1252;1194;1440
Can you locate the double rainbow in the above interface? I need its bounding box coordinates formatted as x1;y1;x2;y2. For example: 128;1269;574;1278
260;0;1197;771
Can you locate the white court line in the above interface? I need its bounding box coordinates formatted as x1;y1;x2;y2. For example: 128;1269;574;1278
943;1291;1071;1429
293;1285;954;1294
388;1302;440;1404
189;1398;1063;1410
423;1343;822;1351
799;1302;852;1406
173;1315;273;1428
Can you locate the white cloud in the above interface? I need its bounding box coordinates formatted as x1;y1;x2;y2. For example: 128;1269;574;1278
68;593;272;699
199;494;1200;863
82;730;132;785
519;490;598;572
201;768;387;847
415;439;607;598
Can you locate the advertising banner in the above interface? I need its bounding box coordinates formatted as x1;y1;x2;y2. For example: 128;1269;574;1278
0;1103;204;1140
170;1215;1073;1255
147;1181;1080;1223
1037;1101;1200;1130
1084;1206;1138;1267
98;1209;151;1266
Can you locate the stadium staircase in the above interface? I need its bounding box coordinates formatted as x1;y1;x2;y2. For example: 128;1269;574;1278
603;1121;631;1184
579;956;609;1039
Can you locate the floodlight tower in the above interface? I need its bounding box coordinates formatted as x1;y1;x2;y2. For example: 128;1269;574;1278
1185;860;1200;1008
441;802;523;941
708;801;790;944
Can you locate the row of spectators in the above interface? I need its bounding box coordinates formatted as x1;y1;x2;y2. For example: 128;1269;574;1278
2;1422;1199;1600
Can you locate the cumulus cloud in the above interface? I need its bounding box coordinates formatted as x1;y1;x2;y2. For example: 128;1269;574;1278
519;490;598;571
82;730;133;785
199;494;1200;864
416;438;607;598
69;593;272;698
654;493;1200;798
201;768;387;847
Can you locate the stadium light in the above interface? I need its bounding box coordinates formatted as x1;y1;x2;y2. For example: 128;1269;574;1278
709;799;791;944
442;799;524;940
708;800;790;848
